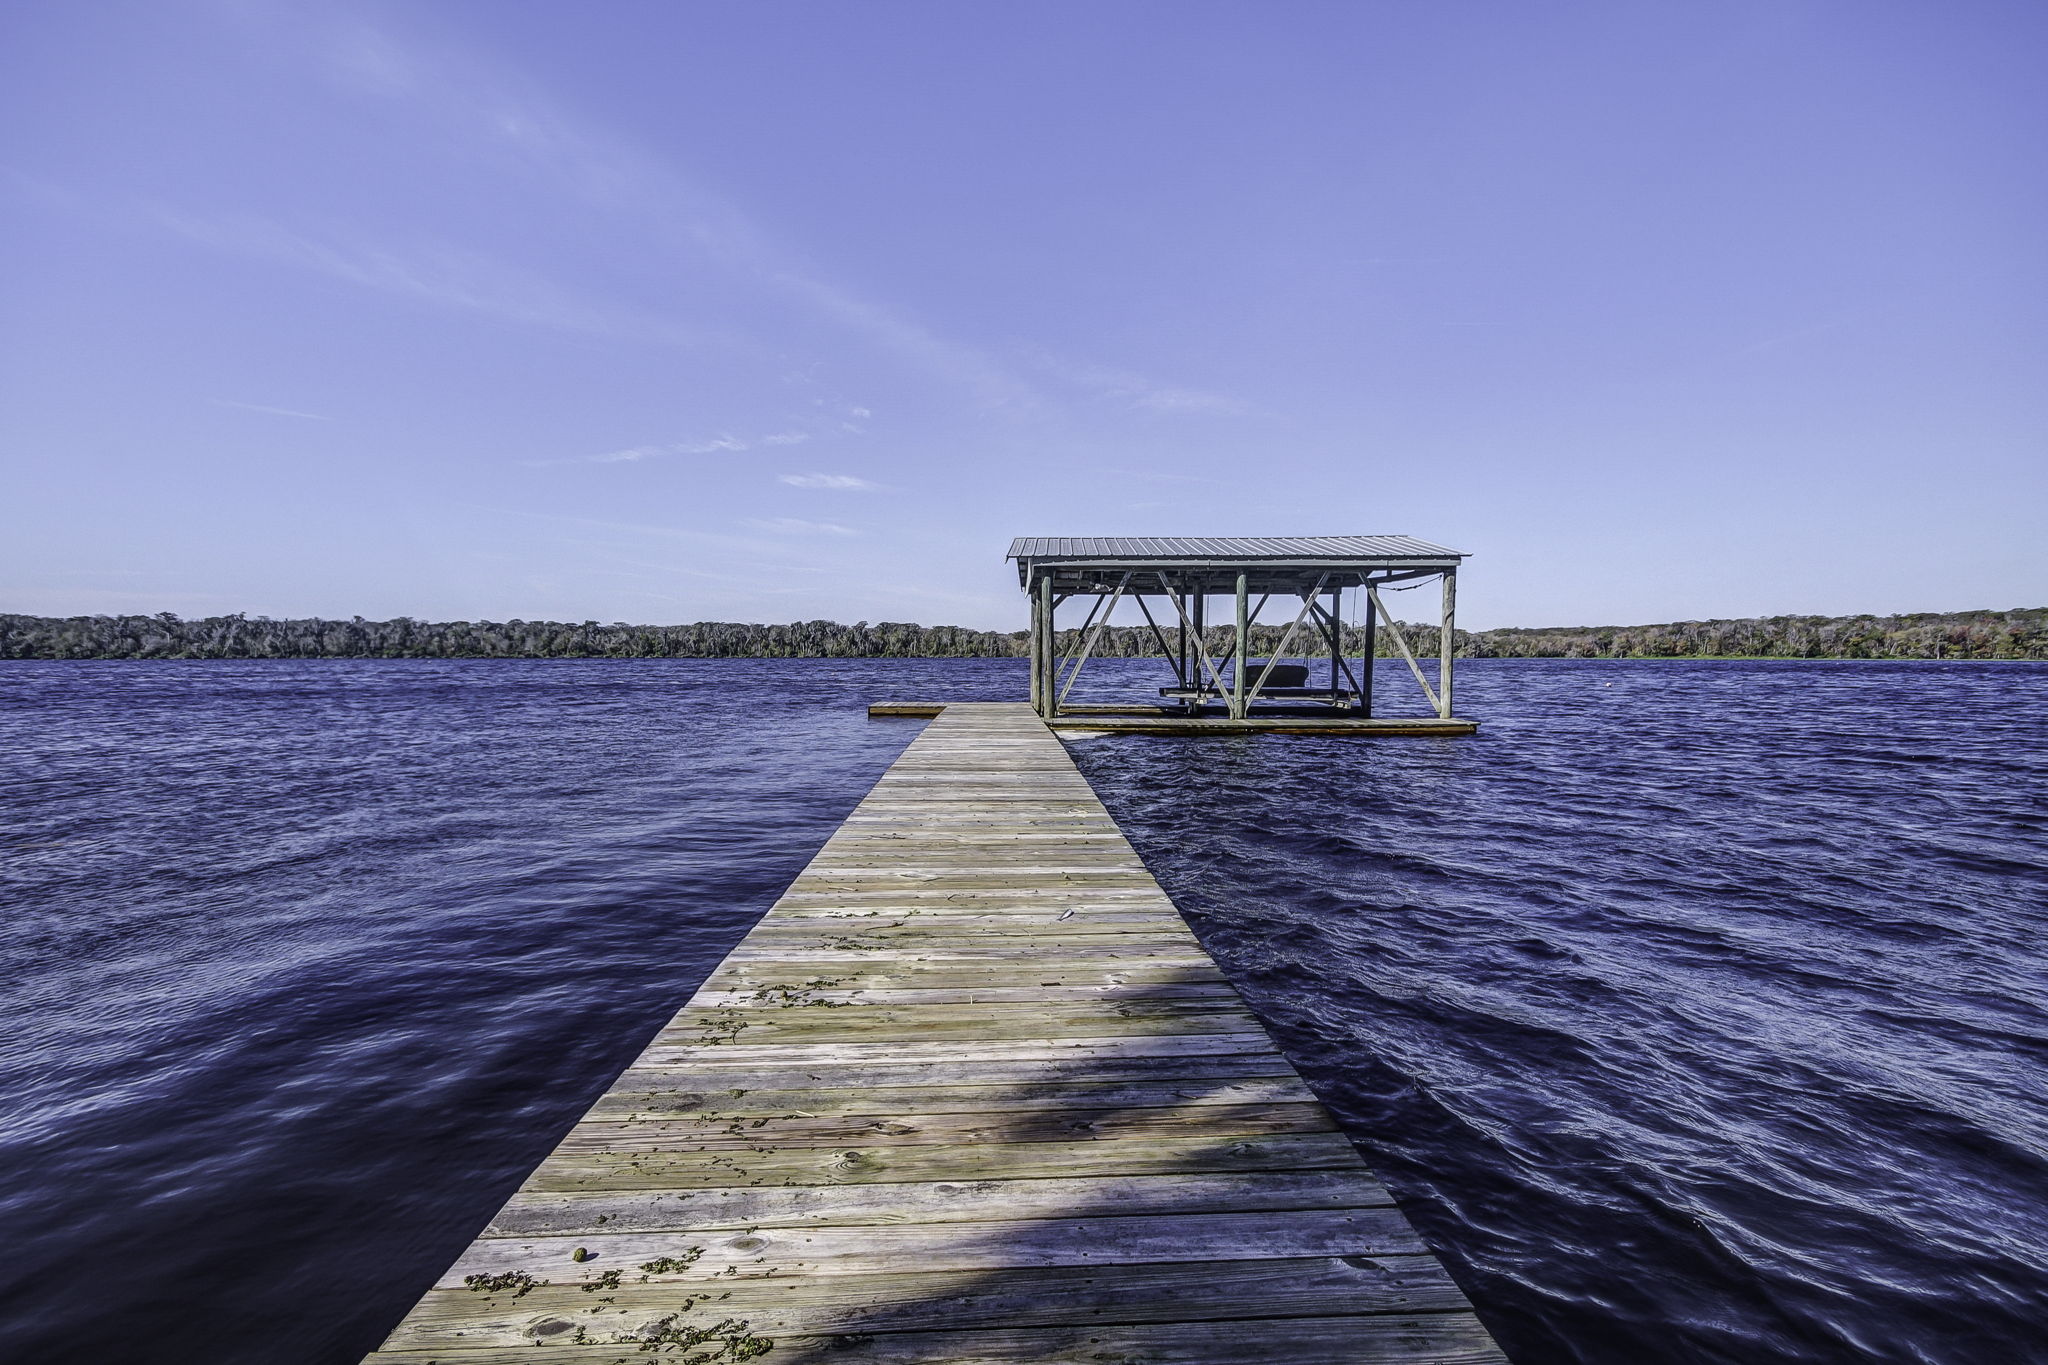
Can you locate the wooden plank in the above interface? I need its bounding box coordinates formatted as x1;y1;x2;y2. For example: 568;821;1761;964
431;1206;1429;1287
725;915;1192;933
586;1076;1315;1120
698;966;1235;994
653;1014;1268;1042
1049;716;1478;735
866;704;1481;737
604;1053;1300;1093
372;1255;1468;1351
486;1171;1396;1235
629;1034;1292;1068
645;1011;1270;1045
522;1132;1370;1192
554;1100;1337;1152
371;1311;1504;1363
708;949;1226;967
687;984;1240;1009
725;925;1200;946
362;702;1502;1362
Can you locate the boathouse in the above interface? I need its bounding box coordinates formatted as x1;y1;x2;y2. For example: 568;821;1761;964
1008;535;1472;736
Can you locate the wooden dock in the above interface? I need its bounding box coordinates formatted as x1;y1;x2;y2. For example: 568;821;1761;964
367;702;1504;1364
869;702;1478;737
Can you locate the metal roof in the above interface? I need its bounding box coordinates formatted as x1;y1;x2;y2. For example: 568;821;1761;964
1007;535;1465;561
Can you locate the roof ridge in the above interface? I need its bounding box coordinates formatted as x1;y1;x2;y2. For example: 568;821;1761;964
1006;534;1467;559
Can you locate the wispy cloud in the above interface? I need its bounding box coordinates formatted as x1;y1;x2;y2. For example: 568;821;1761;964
769;271;1033;408
1027;353;1245;416
588;436;744;464
526;433;793;468
1104;466;1228;486
464;505;825;560
778;473;877;490
288;12;1037;407
744;517;857;536
214;399;332;421
150;205;721;348
1127;385;1244;414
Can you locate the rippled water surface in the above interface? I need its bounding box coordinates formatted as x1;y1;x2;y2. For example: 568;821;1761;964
3;658;2044;1363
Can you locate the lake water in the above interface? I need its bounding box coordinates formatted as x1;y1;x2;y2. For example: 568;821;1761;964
1;657;2043;1363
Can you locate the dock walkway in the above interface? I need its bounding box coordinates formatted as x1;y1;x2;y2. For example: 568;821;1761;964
368;703;1504;1363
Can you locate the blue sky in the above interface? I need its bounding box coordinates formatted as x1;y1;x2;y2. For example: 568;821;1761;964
3;0;2041;630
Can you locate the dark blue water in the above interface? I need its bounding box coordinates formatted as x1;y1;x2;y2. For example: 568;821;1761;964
1067;659;2048;1364
2;658;2043;1363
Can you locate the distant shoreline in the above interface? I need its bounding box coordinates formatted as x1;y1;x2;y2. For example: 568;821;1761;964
4;609;2042;662
5;653;2039;665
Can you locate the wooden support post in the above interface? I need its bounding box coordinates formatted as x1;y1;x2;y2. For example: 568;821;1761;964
1038;574;1056;718
1328;587;1342;694
1172;581;1185;689
1231;572;1249;720
1193;590;1206;705
1439;569;1456;720
1028;576;1042;711
1361;587;1377;717
1179;581;1196;695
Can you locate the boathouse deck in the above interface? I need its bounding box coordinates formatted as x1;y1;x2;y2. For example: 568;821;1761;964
366;703;1504;1363
869;701;1478;736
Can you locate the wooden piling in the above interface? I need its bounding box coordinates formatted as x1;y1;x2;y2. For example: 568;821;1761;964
1440;570;1457;722
363;704;1503;1363
1361;590;1378;718
1231;572;1249;721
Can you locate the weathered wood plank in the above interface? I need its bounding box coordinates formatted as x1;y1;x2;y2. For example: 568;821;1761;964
707;948;1199;967
700;967;1234;994
370;1313;1505;1363
687;982;1239;1007
485;1171;1395;1235
726;926;1204;947
629;1034;1292;1069
555;1101;1336;1152
608;1053;1300;1093
586;1074;1315;1119
523;1132;1369;1192
373;1256;1471;1352
432;1206;1430;1288
651;1003;1268;1045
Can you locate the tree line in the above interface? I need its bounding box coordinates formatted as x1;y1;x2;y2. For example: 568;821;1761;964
1457;610;2045;660
3;607;2040;661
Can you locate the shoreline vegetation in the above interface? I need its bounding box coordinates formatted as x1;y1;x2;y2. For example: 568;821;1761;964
3;608;2042;661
